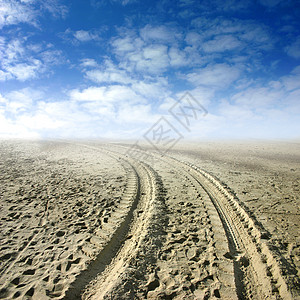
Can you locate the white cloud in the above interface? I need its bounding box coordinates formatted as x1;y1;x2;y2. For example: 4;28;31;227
0;69;12;81
0;0;67;28
1;37;24;64
281;66;300;91
232;86;284;109
112;28;194;74
85;60;132;84
73;30;101;42
111;36;139;54
142;45;160;59
284;89;300;113
218;99;256;121
186;63;241;88
0;93;7;107
140;25;181;44
213;69;300;138
69;87;108;102
0;88;67;139
69;85;144;104
40;0;68;18
168;47;189;67
202;35;242;52
180;87;213;108
1;68;299;140
18;113;65;130
0;37;65;81
0;0;36;28
60;28;103;45
132;79;170;100
4;88;42;114
5;60;42;81
40;49;64;65
80;58;171;104
0;115;41;139
117;103;154;123
191;17;273;51
80;58;98;68
86;69;132;84
185;32;203;46
115;41;170;74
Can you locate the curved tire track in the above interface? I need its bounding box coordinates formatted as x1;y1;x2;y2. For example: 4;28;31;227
110;144;294;299
161;153;293;299
63;145;165;300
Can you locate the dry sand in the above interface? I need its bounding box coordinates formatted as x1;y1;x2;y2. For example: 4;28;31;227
0;140;299;299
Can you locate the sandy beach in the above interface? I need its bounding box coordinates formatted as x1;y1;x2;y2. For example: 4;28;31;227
0;140;299;299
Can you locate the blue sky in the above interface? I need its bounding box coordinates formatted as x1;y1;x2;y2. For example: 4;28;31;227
0;0;299;139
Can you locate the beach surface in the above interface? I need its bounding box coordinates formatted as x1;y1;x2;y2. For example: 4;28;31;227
0;140;299;299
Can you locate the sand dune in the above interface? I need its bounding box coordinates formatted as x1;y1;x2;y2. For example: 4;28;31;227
0;140;299;299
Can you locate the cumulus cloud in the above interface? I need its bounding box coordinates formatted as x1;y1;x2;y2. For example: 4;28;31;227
4;88;42;114
131;79;170;100
0;88;65;139
0;37;65;81
1;1;299;140
186;63;241;88
80;58;98;68
202;35;243;52
0;87;107;139
60;28;103;44
168;47;189;67
69;85;144;104
113;41;170;74
0;0;37;28
139;45;169;73
0;0;67;28
0;70;12;81
185;32;203;46
80;57;171;104
73;30;101;42
5;60;42;81
191;17;273;51
112;18;272;83
140;25;182;44
232;86;284;109
86;69;131;84
117;103;153;123
211;68;300;138
84;60;132;84
112;29;192;75
111;36;139;54
281;65;300;91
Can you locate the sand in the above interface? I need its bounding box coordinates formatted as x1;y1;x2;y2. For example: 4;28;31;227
0;140;299;299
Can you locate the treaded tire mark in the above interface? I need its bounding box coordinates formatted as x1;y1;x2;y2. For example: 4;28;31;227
111;144;295;299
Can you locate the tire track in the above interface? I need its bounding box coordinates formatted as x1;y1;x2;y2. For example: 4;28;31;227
63;145;166;300
96;144;238;298
62;149;140;299
108;144;294;299
186;163;293;299
83;160;165;299
161;154;294;299
144;154;238;299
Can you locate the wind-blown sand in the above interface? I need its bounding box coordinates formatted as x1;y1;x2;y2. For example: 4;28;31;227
0;140;299;299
